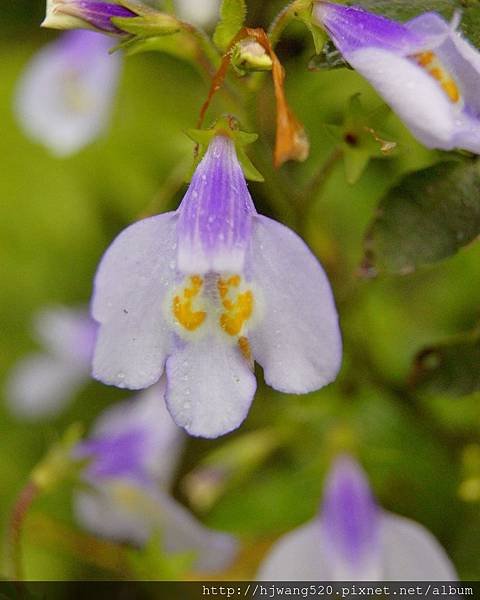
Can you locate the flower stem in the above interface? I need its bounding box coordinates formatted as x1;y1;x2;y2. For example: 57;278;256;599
6;480;39;580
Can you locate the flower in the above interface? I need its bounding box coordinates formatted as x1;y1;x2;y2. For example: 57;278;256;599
5;306;97;419
257;455;457;581
91;134;342;438
15;30;121;156
74;381;238;572
312;3;480;153
43;0;136;33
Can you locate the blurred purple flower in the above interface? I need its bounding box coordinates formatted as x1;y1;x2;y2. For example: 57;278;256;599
313;3;480;153
6;306;97;419
74;381;238;572
15;30;121;156
91;134;342;438
257;455;457;581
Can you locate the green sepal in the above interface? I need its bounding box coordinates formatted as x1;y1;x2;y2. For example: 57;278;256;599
187;116;264;182
112;13;180;37
327;94;396;184
118;30;197;60
213;0;247;51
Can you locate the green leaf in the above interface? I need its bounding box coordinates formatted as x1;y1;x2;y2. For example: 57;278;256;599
213;0;246;51
363;159;480;275
352;0;480;49
410;329;480;396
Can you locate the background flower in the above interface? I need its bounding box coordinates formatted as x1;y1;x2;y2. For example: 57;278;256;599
15;29;121;156
74;381;238;572
257;456;457;581
5;306;96;419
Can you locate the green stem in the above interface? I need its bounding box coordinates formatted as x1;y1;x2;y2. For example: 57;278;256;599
6;480;38;581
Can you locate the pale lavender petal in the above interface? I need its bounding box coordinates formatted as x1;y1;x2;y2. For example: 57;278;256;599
74;484;237;572
313;3;425;55
165;335;256;438
85;381;184;486
92;213;178;390
320;456;382;580
15;30;121;156
176;135;256;275
249;216;341;393
5;354;86;419
34;306;96;364
381;513;457;580
256;521;331;581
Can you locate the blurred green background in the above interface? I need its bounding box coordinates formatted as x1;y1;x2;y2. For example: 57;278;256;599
1;0;480;581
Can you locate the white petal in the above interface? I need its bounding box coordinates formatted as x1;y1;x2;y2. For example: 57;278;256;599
165;336;256;438
75;483;237;572
92;213;178;389
381;512;457;580
257;520;331;581
348;48;457;149
15;32;120;156
5;354;86;419
92;381;185;487
249;216;342;393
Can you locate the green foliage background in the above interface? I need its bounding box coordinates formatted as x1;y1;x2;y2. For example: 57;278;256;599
1;0;480;580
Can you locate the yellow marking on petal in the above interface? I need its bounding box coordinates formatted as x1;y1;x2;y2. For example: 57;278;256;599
412;51;461;104
173;275;206;332
218;276;254;337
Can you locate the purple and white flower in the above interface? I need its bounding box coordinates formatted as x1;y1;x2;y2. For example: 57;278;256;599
15;30;121;156
257;456;457;581
91;134;342;438
74;381;238;572
313;3;480;153
43;0;135;33
6;306;97;419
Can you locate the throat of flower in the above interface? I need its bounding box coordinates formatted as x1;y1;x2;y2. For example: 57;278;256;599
411;51;461;104
168;273;257;365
